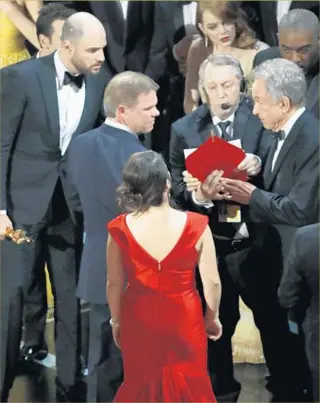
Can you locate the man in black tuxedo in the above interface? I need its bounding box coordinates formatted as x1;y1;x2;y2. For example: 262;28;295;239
253;9;319;118
278;224;320;402
170;54;279;402
258;0;319;46
151;1;198;161
21;2;76;364
63;0;163;82
223;58;319;400
68;71;160;402
0;12;110;402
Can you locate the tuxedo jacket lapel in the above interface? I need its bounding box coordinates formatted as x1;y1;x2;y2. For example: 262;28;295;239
90;1;124;45
197;105;214;143
233;101;250;144
173;3;186;43
124;1;141;53
37;54;60;149
264;115;305;189
73;75;95;136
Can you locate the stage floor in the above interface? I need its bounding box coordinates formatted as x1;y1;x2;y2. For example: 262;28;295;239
9;309;272;402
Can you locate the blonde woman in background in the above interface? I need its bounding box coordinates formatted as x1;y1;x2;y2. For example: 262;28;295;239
0;0;42;68
184;0;268;113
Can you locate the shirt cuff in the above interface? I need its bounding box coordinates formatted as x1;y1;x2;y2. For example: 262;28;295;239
254;154;262;166
172;44;179;61
0;210;7;215
192;191;214;208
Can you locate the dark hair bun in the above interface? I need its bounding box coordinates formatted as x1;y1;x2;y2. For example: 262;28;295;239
117;185;143;213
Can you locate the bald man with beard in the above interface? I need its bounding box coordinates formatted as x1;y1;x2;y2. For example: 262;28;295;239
0;12;111;402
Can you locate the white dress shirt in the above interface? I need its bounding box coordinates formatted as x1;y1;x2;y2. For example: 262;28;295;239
271;107;306;171
183;2;198;35
277;0;292;23
119;0;129;20
104;117;134;135
54;51;85;156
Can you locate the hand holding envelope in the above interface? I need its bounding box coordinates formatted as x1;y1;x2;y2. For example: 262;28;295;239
183;134;261;202
185;135;248;183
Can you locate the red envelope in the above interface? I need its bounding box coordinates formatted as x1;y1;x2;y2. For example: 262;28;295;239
185;135;248;182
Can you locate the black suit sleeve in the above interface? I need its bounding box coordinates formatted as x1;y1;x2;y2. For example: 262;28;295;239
169;124;212;214
144;3;168;82
250;146;319;226
0;67;27;210
253;51;266;68
278;229;308;315
66;141;83;217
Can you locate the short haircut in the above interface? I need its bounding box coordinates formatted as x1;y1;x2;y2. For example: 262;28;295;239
199;54;244;84
103;71;159;117
36;3;75;38
279;9;320;39
253;58;307;107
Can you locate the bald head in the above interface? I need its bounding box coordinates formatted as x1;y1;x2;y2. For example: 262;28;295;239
278;9;319;72
61;12;105;42
279;9;320;38
59;11;106;76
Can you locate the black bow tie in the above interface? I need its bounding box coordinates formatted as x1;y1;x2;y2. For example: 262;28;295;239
63;71;84;89
274;130;285;141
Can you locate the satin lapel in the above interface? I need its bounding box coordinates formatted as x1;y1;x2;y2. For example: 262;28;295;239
197;105;215;143
124;1;141;52
103;1;124;45
307;75;319;111
173;3;186;42
265;115;305;189
73;75;94;136
232;101;251;146
37;54;60;149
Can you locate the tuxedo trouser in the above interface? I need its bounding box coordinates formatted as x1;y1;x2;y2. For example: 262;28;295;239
22;244;48;348
0;181;82;399
197;239;311;398
87;303;123;402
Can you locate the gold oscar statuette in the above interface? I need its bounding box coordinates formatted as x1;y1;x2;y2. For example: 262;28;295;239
5;227;33;244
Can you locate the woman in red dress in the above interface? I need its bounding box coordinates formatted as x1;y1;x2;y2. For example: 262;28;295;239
107;150;222;402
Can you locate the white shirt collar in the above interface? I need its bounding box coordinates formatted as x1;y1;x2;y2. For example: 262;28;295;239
212;113;235;125
54;50;83;89
281;107;306;140
104;118;136;136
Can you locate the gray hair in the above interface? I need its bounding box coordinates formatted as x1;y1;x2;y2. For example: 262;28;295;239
279;9;319;39
253;58;307;107
199;54;244;84
103;71;159;117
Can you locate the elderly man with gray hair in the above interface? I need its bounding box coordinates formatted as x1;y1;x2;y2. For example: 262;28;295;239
67;71;159;403
223;58;318;400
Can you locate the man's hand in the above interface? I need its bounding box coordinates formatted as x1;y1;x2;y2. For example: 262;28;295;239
221;178;256;205
183;170;201;192
199;170;226;201
236;153;261;176
0;214;13;241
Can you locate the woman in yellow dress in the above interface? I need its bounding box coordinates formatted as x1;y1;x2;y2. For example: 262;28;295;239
0;0;41;68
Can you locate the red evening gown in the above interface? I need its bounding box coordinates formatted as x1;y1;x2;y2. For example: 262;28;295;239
107;211;217;402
